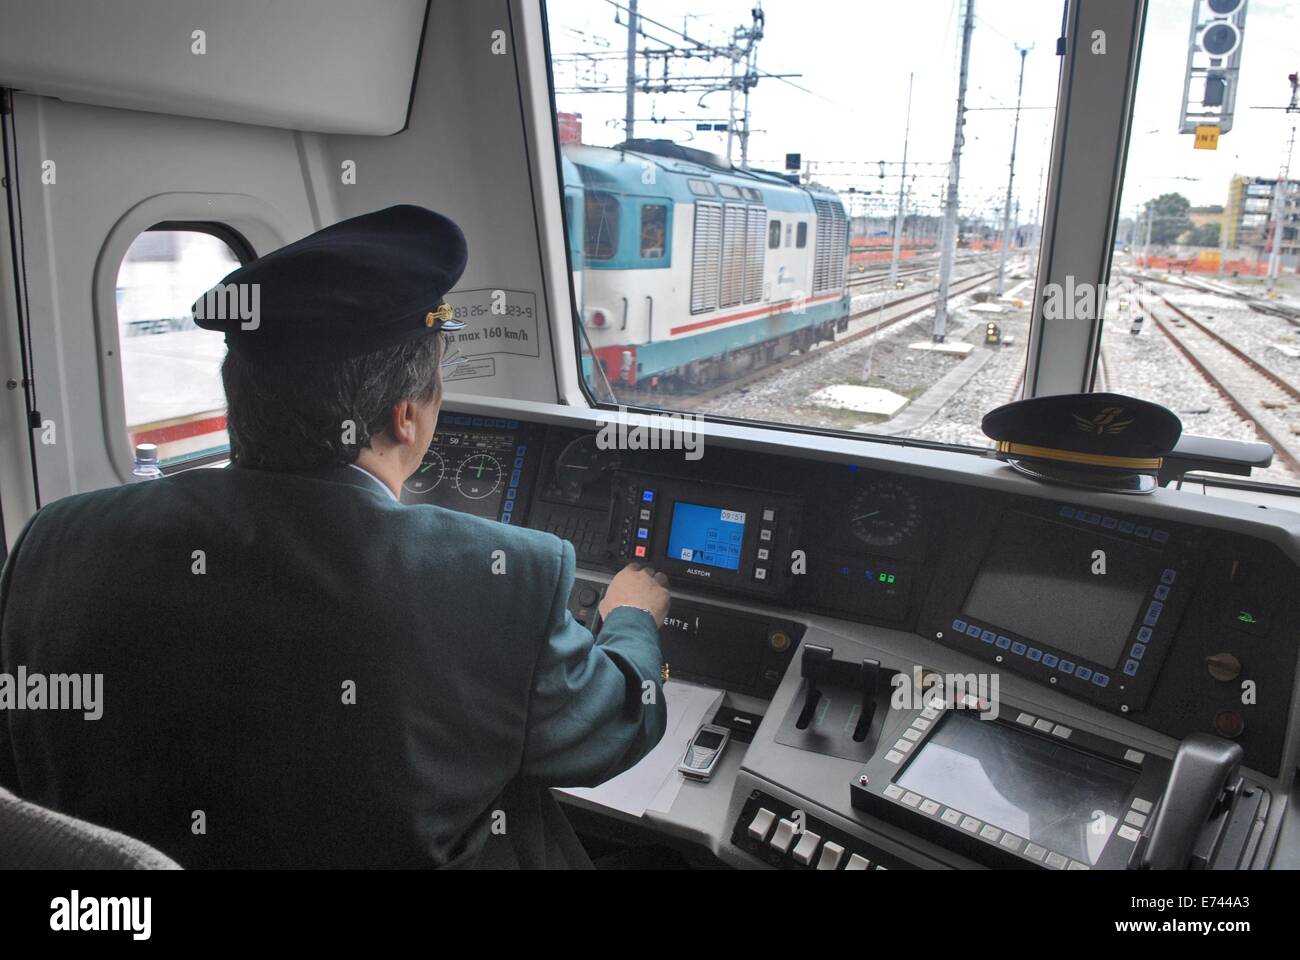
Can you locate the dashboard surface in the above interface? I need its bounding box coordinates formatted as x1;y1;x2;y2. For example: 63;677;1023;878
407;404;1300;869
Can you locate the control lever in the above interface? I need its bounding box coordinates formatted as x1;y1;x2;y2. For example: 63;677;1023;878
797;644;882;741
1129;733;1244;870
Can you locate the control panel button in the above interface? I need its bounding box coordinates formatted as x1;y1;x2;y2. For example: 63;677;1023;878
817;842;845;871
901;791;923;808
792;830;822;866
1123;748;1145;765
1117;824;1141;842
884;750;904;764
1131;797;1153;814
769;818;799;854
1015;712;1036;727
1214;710;1245;739
747;807;777;842
1044;851;1068;870
1052;725;1072;739
883;784;904;800
1024;843;1047;862
1033;718;1053;733
845;854;871;870
1067;861;1090;871
762;508;776;522
979;824;1002;842
919;799;941;815
960;816;981;834
902;727;922;742
893;739;913;754
1124;810;1147;828
999;833;1023;852
941;808;962;825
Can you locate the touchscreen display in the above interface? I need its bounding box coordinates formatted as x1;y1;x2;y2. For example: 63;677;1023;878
897;712;1137;865
962;513;1165;668
666;502;746;571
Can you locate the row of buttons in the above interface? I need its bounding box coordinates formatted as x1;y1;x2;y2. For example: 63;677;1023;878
622;489;657;559
1116;796;1153;843
747;808;886;870
1122;568;1177;677
883;709;942;764
754;508;778;582
1057;505;1169;543
950;619;1111;688
499;444;528;525
1016;711;1146;767
882;783;1089;870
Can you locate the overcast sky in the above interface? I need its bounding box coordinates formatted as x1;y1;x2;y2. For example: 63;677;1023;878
547;0;1299;225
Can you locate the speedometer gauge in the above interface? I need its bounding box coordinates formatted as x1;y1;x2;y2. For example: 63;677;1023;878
455;453;503;500
849;479;922;548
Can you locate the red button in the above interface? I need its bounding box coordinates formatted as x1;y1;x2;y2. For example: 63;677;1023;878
1214;710;1245;739
634;545;647;558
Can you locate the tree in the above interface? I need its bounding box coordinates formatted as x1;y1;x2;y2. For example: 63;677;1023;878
1184;222;1220;247
1145;193;1192;245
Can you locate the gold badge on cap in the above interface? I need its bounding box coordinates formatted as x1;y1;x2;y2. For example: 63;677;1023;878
424;302;454;327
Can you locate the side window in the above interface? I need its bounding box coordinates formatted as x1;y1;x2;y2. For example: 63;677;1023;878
584;191;620;260
796;222;808;248
640;204;667;259
768;219;782;249
115;226;247;467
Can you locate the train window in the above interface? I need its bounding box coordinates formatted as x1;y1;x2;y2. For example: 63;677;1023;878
640;204;668;259
547;1;1063;449
584;191;620;260
1101;0;1299;489
115;226;247;467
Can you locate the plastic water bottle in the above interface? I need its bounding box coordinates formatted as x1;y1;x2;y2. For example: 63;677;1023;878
132;443;163;481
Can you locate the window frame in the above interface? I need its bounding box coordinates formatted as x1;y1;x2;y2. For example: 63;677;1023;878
583;190;621;261
768;218;782;250
795;221;808;249
638;202;669;261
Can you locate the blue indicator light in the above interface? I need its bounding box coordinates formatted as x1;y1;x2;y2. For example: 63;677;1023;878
1058;660;1075;674
1144;601;1164;627
642;490;655;502
1161;568;1176;585
1092;673;1110;687
1123;659;1140;677
995;636;1011;649
1027;648;1042;662
1042;654;1059;668
1075;667;1092;682
1130;644;1146;660
510;469;521;486
1101;517;1118;530
501;513;512;524
952;619;968;632
1136;627;1152;643
981;630;997;644
1119;521;1135;534
1011;642;1027;656
1153;585;1169;601
966;624;982;638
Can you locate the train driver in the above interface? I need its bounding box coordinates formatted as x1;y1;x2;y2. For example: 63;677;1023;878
0;204;670;868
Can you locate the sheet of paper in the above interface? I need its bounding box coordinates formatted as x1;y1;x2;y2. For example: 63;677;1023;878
559;680;724;818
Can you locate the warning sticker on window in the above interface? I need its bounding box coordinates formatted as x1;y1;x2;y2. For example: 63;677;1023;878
442;288;540;361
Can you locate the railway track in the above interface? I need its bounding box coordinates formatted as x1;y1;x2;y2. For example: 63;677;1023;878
622;268;1001;408
846;252;997;290
1139;295;1300;478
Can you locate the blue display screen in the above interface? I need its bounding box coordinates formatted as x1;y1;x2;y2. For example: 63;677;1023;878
666;502;746;571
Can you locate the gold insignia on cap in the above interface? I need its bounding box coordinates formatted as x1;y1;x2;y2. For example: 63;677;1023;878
1072;406;1134;435
424;302;454;328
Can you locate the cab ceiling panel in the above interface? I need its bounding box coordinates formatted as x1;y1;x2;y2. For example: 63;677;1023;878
0;0;427;134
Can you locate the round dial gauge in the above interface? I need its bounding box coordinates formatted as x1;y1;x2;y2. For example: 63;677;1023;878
553;434;621;501
848;479;922;548
455;453;503;500
402;450;445;496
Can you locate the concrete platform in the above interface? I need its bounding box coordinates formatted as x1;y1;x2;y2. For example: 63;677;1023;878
809;384;909;417
907;340;974;355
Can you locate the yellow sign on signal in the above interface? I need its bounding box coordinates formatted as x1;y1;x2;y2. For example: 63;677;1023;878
1194;125;1221;150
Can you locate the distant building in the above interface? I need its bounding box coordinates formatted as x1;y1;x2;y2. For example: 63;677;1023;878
1224;175;1300;260
1187;205;1223;228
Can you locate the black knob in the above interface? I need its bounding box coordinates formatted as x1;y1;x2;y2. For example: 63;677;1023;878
577;586;599;608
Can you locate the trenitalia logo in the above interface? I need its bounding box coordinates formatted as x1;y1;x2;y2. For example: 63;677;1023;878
50;891;151;940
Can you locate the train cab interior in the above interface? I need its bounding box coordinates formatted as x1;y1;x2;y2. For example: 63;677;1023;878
1;0;1300;889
